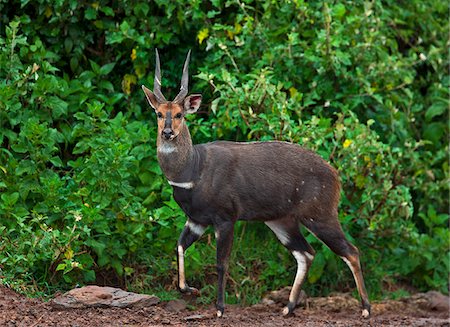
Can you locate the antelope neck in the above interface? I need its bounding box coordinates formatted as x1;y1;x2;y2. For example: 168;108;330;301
157;124;197;185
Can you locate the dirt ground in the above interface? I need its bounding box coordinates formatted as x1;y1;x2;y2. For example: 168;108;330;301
0;285;448;327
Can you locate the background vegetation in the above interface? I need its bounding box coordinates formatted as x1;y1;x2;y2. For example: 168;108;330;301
0;0;448;304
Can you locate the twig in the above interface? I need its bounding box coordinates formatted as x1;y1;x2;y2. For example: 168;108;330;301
29;314;45;327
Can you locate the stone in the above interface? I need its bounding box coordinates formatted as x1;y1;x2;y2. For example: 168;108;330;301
262;287;307;306
309;293;359;312
411;291;450;312
426;291;449;312
165;299;187;312
184;314;207;321
51;285;160;309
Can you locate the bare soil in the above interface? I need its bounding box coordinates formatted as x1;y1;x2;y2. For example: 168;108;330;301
0;285;448;327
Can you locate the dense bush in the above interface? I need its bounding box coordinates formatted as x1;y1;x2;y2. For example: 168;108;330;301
0;0;448;302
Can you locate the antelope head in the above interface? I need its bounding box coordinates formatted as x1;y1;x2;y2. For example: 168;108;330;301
142;49;202;141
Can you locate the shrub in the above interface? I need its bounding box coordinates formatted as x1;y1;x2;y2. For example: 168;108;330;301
0;0;448;301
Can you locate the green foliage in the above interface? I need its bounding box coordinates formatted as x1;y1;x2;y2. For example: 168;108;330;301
0;0;448;303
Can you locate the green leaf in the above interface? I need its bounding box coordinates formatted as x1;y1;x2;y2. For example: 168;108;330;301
332;4;346;19
133;3;149;16
64;38;73;53
425;103;446;121
99;62;116;75
49;157;63;167
308;251;325;283
56;263;66;271
89;60;101;75
46;96;68;118
1;192;20;207
15;160;36;175
83;269;96;282
85;7;97;20
423;122;445;143
110;259;123;276
101;6;114;16
70;57;78;72
98;80;114;91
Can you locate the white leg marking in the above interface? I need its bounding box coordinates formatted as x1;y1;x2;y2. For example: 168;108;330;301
178;245;186;289
186;221;205;236
342;257;370;318
289;251;308;303
304;251;314;262
217;310;223;318
265;221;290;245
342;257;357;279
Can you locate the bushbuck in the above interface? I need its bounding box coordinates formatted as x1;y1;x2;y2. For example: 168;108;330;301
141;50;371;318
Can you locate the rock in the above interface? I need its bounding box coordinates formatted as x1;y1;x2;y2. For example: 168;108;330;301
262;287;307;306
165;299;187;312
51;286;160;309
410;291;450;312
260;298;275;306
251;303;272;311
184;314;207;321
309;293;359;312
426;291;449;312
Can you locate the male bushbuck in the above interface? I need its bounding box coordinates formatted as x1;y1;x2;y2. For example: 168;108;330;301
142;50;371;318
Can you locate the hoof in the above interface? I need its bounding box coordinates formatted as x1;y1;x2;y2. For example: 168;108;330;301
282;301;296;317
216;304;224;318
362;308;370;318
282;306;294;317
180;286;200;296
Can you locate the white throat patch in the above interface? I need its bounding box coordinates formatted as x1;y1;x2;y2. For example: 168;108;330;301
158;143;177;154
168;180;194;189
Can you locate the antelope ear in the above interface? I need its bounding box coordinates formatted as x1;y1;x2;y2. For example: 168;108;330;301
183;94;202;114
142;85;159;111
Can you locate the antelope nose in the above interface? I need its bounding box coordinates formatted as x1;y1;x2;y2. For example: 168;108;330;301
162;128;173;139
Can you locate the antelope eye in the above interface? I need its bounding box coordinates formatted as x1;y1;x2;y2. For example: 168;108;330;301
157;112;163;119
175;113;183;119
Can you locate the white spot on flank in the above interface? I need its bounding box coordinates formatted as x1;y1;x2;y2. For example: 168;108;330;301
288;199;292;203
178;245;186;289
186;221;205;236
265;221;290;245
168;180;194;189
296;187;299;191
322;184;326;189
301;180;305;185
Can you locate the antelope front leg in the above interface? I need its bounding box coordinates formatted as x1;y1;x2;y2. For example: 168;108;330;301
177;220;206;295
214;221;235;318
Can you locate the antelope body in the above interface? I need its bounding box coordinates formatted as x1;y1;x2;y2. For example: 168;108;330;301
142;50;371;318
